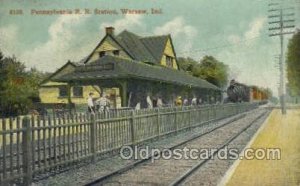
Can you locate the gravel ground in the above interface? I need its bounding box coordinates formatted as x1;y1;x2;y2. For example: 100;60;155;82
33;108;266;186
97;108;268;186
181;109;270;186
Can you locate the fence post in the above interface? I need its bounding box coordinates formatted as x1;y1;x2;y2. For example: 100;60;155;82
189;107;192;130
22;117;32;186
130;110;136;146
215;104;218;119
174;107;178;133
90;114;97;162
156;108;160;138
208;106;211;121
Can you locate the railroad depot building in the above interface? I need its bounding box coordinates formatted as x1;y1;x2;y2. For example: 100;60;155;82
39;27;221;108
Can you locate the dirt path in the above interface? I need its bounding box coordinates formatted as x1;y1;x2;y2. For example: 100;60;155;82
224;109;300;186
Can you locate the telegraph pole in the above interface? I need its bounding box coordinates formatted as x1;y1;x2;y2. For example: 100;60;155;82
268;1;295;115
274;55;281;101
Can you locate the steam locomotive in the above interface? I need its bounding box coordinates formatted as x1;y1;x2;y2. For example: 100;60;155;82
226;80;269;103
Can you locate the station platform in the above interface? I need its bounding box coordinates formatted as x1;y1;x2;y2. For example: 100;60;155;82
222;109;300;186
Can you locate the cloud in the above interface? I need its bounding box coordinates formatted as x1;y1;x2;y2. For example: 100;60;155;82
227;35;241;45
0;24;19;56
244;17;266;40
20;14;145;71
100;16;198;57
2;15;195;72
218;17;278;93
227;17;266;45
100;14;144;34
153;17;197;38
153;17;197;56
20;14;91;71
0;14;145;72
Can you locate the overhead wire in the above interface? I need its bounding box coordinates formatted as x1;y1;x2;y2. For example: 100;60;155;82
177;32;268;55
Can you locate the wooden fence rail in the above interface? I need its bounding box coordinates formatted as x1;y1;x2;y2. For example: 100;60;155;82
0;103;258;185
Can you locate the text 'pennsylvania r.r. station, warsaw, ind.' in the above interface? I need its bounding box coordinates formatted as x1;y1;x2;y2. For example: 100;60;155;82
29;8;163;15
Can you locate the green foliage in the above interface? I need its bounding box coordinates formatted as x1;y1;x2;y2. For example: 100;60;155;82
177;56;229;88
265;88;273;99
0;51;48;117
286;30;300;96
177;57;197;74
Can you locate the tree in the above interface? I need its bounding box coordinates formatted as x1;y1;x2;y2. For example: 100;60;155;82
286;29;300;96
177;56;229;88
195;56;229;88
177;57;197;73
0;51;48;117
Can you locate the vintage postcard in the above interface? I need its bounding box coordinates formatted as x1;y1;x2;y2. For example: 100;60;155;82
0;0;299;185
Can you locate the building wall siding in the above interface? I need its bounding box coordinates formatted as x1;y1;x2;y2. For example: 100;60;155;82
87;37;131;63
39;85;101;104
39;84;122;108
38;63;77;103
160;38;178;70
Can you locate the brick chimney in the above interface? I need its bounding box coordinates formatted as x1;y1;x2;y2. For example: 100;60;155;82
105;26;115;35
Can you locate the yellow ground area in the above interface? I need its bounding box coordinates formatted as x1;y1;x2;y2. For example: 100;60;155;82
226;109;300;186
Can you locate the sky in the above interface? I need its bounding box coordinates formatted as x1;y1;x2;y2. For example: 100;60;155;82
0;0;299;96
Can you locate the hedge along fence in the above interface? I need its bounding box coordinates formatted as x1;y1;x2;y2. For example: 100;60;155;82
0;103;258;185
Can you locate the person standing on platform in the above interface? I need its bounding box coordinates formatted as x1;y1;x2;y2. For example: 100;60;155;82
183;97;189;106
157;96;163;108
96;93;109;112
146;95;153;109
175;96;182;106
135;102;141;110
198;98;203;105
87;92;95;114
191;96;197;106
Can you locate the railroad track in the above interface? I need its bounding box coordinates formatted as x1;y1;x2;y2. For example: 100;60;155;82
85;109;270;186
170;110;269;185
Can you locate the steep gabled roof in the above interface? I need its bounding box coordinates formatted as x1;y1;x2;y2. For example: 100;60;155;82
39;61;77;86
83;29;176;65
140;35;169;62
116;30;157;63
83;34;134;64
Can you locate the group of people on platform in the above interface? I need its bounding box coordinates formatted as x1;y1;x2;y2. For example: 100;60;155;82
87;92;110;114
87;91;218;113
134;94;208;110
166;96;204;107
